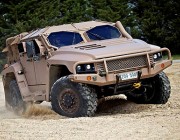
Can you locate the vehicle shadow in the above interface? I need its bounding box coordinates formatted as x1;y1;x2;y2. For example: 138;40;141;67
96;98;152;116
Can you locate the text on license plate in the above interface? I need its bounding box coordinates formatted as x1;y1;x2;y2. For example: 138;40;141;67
120;71;138;80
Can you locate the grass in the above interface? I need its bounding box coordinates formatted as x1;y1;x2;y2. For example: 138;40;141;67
172;55;180;60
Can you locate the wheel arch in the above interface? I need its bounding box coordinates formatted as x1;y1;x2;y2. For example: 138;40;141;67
2;64;19;98
2;62;31;101
47;65;72;100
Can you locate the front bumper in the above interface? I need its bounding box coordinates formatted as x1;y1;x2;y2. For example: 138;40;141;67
69;48;172;86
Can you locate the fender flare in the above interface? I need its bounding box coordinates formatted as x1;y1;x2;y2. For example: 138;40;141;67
2;62;31;99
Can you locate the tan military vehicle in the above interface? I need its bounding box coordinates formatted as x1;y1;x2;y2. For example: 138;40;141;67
1;21;172;117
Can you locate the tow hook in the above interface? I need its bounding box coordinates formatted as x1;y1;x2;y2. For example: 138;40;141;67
133;82;141;89
133;71;142;89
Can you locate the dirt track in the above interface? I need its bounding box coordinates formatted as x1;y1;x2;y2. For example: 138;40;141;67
0;63;180;140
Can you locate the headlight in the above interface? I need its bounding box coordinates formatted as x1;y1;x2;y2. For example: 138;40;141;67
76;65;82;71
153;54;158;59
76;63;95;74
86;64;91;70
153;52;162;62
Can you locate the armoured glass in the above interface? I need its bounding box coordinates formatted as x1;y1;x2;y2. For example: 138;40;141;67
48;31;83;48
86;25;121;40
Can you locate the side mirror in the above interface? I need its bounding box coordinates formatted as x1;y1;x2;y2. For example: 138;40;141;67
125;27;131;35
26;44;35;58
25;41;40;61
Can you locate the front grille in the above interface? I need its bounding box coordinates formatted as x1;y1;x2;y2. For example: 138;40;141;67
106;55;147;72
96;62;105;71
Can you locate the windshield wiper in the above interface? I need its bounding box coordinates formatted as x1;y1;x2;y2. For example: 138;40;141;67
87;32;106;40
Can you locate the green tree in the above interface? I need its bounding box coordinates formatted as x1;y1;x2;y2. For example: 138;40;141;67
131;0;180;54
59;0;138;33
90;0;139;38
0;0;61;50
91;0;136;25
59;0;93;23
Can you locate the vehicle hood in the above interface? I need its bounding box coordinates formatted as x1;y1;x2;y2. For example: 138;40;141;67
51;38;151;60
48;38;151;73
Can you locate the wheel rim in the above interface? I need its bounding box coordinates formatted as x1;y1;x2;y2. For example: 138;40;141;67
140;80;156;102
58;89;80;114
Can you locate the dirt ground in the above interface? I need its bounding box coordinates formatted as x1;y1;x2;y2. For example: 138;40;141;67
0;63;180;140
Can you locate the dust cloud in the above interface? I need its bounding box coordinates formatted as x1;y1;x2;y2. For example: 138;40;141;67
23;103;65;119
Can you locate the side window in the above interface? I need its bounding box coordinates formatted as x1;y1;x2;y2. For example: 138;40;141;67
25;40;40;58
18;43;25;53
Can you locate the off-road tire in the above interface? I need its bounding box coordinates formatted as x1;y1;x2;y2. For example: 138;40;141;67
8;80;26;114
127;72;171;104
51;76;98;117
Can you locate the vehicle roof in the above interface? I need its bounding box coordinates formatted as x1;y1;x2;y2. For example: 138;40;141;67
21;21;113;41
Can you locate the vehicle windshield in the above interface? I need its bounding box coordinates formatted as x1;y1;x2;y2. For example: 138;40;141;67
47;31;83;48
86;25;121;41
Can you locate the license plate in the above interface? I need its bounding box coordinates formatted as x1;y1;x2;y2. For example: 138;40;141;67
119;71;138;81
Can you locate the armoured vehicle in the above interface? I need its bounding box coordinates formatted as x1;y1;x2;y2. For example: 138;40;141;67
1;21;172;117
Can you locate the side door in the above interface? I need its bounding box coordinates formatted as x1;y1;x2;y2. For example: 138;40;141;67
33;39;47;85
19;42;36;86
19;40;47;92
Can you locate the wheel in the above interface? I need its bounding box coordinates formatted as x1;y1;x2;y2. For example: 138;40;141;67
7;80;26;114
126;72;171;104
51;76;97;117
